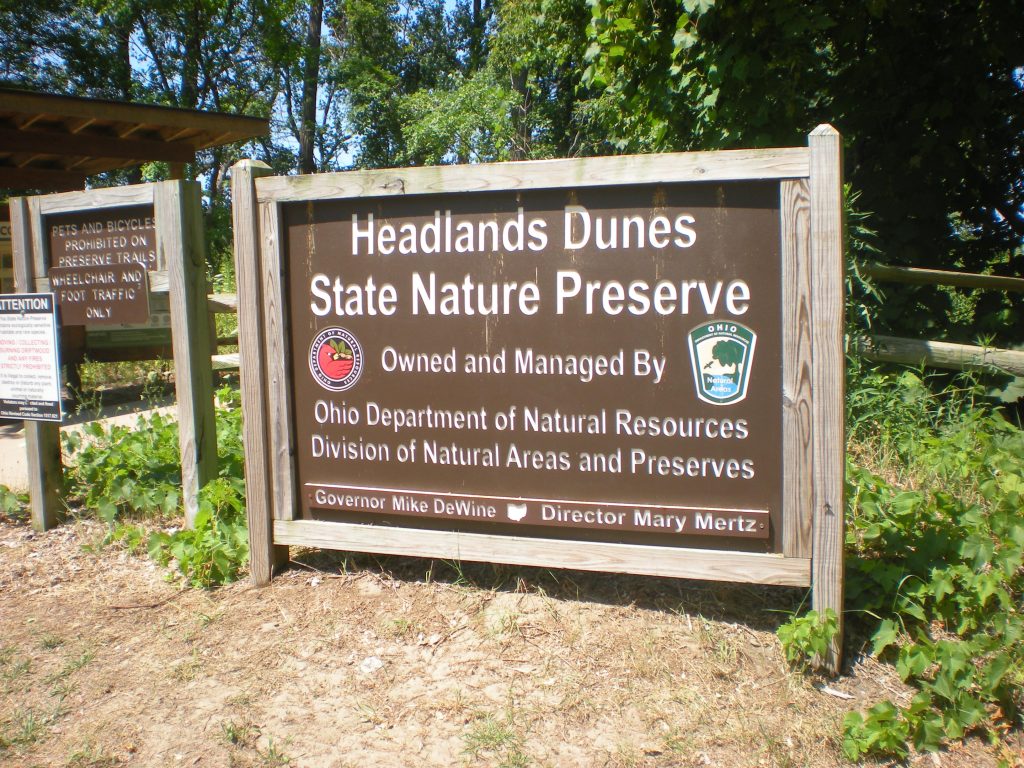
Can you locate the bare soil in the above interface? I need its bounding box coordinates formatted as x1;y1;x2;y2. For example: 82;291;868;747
1;517;1019;768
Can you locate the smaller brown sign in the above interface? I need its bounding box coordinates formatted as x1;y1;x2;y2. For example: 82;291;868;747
47;205;157;271
49;263;150;326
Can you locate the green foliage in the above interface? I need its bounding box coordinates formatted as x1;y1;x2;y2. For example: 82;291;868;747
583;0;1024;340
0;486;29;523
400;71;520;165
148;476;249;589
840;367;1024;759
62;386;249;588
776;609;839;670
63;412;182;522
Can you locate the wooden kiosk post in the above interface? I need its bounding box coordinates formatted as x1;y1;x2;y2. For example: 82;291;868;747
808;125;846;674
10;181;217;528
9;196;63;531
231;159;290;583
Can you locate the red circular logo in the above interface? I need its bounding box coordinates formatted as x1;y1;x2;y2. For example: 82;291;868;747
309;327;363;391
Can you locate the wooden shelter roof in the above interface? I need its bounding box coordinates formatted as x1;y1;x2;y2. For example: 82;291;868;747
0;88;269;190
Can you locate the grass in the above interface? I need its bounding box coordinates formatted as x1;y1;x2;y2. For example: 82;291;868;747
66;741;121;767
0;706;54;752
45;649;95;684
463;711;530;767
38;634;65;651
257;737;292;766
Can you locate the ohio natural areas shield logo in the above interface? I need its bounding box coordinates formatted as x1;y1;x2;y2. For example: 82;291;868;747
309;327;363;392
687;322;757;406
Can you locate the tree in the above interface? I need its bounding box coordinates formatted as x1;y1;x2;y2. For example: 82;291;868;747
582;0;1024;340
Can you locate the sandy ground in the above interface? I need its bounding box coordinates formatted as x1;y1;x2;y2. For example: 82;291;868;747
1;517;1020;768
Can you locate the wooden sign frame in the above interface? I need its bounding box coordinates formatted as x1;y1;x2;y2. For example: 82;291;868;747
9;181;217;530
232;125;845;670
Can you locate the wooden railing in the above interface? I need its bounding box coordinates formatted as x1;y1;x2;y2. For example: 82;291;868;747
858;263;1024;377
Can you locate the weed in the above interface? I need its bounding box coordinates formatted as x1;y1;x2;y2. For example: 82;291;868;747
50;679;76;700
463;711;529;767
38;634;65;650
0;706;49;750
221;719;259;747
382;617;418;638
62;385;250;588
58;650;95;679
787;364;1024;759
172;650;203;682
148;476;249;587
0;485;28;523
3;656;31;686
67;741;120;767
662;726;692;754
776;610;838;671
257;737;291;766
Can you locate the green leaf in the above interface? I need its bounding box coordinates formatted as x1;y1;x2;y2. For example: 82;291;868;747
871;619;900;657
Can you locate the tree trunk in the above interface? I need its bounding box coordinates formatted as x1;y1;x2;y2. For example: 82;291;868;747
299;0;324;174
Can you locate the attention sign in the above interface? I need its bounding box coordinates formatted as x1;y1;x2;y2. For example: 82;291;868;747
287;183;783;550
0;293;62;421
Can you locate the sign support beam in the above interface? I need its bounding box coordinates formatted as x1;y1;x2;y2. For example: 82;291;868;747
159;180;218;526
231;159;290;584
10;196;64;531
809;125;846;675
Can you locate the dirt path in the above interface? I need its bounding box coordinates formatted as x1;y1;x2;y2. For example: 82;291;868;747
0;518;1015;767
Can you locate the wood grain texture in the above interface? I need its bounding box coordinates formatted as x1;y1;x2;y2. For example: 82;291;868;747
861;335;1024;377
781;180;814;559
231;160;288;586
26;196;49;287
34;183;154;216
256;148;811;203
158;180;217;527
259;200;297;522
274;519;812;586
9;196;64;531
809;125;846;675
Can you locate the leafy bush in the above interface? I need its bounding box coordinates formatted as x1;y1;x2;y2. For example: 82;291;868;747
0;485;28;523
148;476;248;588
777;609;839;671
829;365;1022;759
62;411;181;521
62;385;249;587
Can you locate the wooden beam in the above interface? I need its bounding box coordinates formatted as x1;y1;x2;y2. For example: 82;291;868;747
256;147;813;203
781;178;814;559
231;158;289;585
862;263;1024;293
0;89;268;143
275;519;812;587
0;127;196;163
861;335;1024;377
158;180;218;526
9;196;64;531
809;125;846;676
0;166;87;190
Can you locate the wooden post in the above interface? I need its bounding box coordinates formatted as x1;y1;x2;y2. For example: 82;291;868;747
231;160;289;584
158;180;217;526
809;125;846;674
9;196;63;531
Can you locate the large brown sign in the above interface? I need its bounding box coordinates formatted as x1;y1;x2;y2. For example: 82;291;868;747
286;183;784;551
